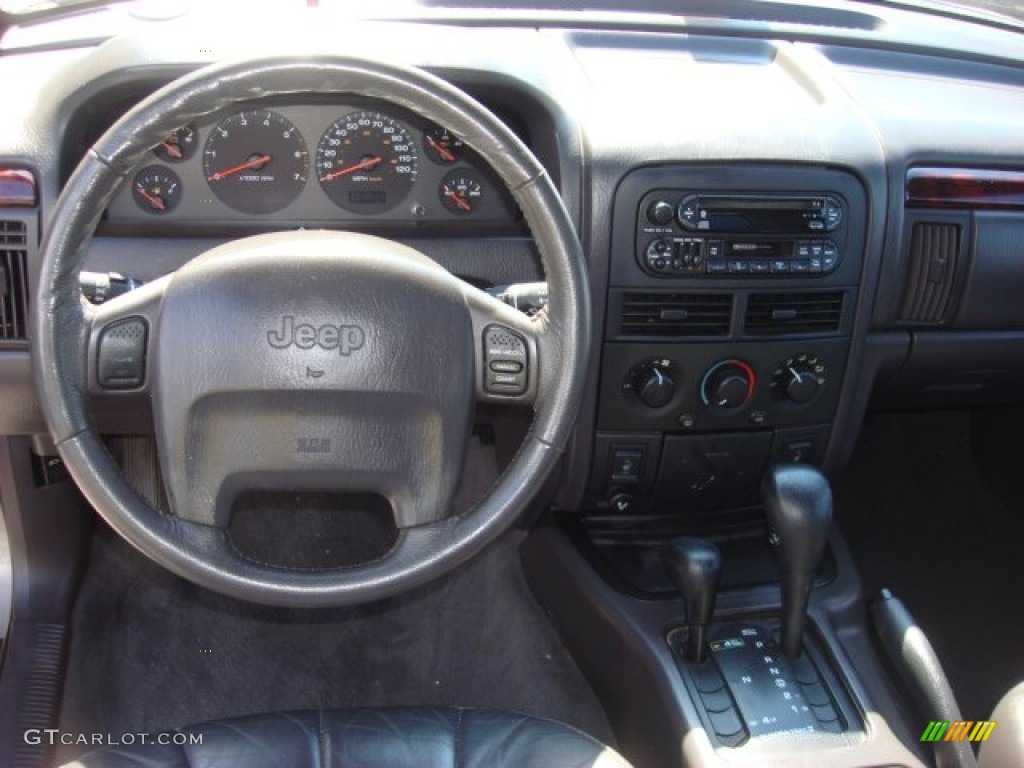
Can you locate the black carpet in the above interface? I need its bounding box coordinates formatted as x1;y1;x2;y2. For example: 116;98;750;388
57;525;614;763
833;409;1024;721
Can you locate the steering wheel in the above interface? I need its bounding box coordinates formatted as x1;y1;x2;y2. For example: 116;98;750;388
32;57;590;607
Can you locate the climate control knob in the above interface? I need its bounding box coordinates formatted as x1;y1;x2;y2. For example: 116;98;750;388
701;360;755;410
625;359;679;409
637;366;676;408
771;355;827;404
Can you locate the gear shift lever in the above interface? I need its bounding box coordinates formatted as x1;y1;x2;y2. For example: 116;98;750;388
762;464;833;659
664;538;721;664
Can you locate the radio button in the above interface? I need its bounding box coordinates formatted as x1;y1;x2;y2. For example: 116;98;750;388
706;240;724;259
795;241;812;258
677;197;699;230
706;260;727;275
728;260;749;274
809;258;823;273
791;260;811;274
770;260;790;274
824;198;843;230
749;260;770;274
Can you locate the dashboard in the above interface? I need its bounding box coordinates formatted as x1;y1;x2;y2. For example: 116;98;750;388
103;101;522;231
0;2;1022;520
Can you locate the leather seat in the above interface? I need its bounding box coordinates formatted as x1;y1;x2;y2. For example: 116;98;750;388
979;682;1024;768
64;707;632;768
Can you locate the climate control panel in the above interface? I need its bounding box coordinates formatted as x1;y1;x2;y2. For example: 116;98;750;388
607;339;846;434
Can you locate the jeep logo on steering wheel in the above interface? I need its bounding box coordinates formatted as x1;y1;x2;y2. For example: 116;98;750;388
267;315;366;355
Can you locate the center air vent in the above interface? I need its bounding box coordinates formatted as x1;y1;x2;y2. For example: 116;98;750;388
745;291;844;335
1;220;29;341
620;292;732;337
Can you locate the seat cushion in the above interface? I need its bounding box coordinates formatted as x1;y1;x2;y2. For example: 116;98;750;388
64;707;632;768
979;681;1024;768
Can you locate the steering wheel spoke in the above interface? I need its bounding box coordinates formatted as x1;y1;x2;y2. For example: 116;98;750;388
86;276;168;396
464;285;542;407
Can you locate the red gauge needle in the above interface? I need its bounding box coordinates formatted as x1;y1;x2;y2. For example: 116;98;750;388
207;155;271;182
444;189;472;212
134;186;166;211
427;136;455;162
161;141;183;159
320;156;383;182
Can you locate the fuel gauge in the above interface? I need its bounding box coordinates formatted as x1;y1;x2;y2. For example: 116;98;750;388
424;127;464;164
439;171;484;215
132;166;183;214
153;125;198;163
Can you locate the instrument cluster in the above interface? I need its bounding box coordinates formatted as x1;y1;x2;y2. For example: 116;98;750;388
106;102;520;229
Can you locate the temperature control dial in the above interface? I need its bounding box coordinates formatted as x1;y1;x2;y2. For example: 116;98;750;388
624;359;678;409
770;354;827;404
701;360;756;410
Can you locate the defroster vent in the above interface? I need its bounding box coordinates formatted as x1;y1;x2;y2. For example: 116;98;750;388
745;291;844;335
1;219;29;341
620;292;732;336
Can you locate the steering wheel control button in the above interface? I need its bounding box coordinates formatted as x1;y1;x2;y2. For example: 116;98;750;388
489;360;523;374
484;325;528;395
97;317;148;389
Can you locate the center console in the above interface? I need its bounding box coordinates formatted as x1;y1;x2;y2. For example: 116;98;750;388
520;164;931;767
587;164;866;520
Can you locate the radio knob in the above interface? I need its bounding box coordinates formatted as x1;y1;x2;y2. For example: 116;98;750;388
701;360;755;410
637;366;676;408
647;200;675;226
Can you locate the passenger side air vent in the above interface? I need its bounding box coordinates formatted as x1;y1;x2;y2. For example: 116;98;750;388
620;292;732;336
899;222;960;324
0;220;29;341
745;291;844;335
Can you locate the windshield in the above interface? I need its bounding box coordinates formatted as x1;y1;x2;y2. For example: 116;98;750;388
1;0;1022;26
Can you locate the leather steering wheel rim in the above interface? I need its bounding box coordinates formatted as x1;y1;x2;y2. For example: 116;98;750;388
32;56;590;607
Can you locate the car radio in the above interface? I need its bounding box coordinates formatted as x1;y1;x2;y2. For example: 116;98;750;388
636;190;847;277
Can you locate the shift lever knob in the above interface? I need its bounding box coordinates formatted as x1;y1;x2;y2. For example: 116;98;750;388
762;464;833;659
664;538;721;664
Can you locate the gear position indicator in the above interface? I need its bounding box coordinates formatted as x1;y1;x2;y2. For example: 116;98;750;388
707;623;843;740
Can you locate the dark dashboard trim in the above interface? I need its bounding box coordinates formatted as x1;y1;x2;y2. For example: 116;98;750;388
0;169;36;207
906;166;1024;210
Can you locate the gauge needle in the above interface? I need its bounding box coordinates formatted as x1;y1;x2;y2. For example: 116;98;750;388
134;187;166;211
161;141;183;159
427;136;455;162
321;156;383;182
445;189;472;212
207;155;271;182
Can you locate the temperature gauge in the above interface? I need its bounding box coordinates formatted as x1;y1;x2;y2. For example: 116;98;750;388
153;125;198;163
131;166;183;214
424;127;464;164
439;171;484;215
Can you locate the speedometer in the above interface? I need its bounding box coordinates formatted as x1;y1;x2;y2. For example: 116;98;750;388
316;111;418;213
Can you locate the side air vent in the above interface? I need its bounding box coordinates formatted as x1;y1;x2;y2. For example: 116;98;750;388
899;222;960;324
745;291;844;335
620;292;732;336
1;219;29;341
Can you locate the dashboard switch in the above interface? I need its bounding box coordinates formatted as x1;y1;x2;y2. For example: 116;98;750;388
97;317;148;389
610;447;645;484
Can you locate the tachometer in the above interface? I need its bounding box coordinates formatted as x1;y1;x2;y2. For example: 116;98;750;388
316;111;418;213
203;110;309;214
